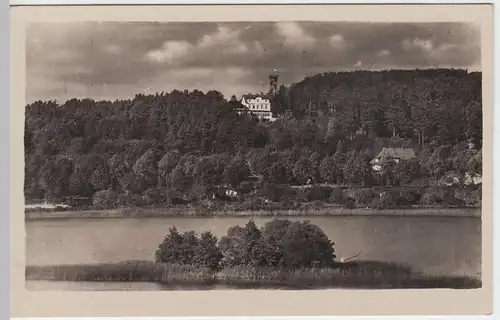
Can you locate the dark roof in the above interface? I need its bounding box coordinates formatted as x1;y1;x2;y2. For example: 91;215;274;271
370;147;416;164
242;93;270;100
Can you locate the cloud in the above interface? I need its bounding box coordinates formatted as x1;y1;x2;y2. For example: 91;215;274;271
377;49;391;57
274;22;317;49
145;40;192;64
329;34;346;47
402;38;434;52
26;21;481;103
199;26;240;48
144;25;265;66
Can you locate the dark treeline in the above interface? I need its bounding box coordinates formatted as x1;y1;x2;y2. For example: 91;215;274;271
24;69;483;208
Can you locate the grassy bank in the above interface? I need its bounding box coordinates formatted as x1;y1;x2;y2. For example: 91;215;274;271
24;206;481;220
26;260;481;289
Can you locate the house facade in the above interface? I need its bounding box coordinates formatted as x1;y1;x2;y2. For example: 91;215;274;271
234;73;279;122
239;95;276;121
370;147;416;171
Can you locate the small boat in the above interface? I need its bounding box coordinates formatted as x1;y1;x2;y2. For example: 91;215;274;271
339;250;363;263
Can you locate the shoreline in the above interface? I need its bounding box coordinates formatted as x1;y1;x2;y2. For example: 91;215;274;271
24;206;482;220
25;260;482;290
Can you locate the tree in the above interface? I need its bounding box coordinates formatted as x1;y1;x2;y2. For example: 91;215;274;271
90;161;112;191
193;156;218;189
38;156;74;200
379;162;396;186
466;151;482;176
282;220;336;268
119;172;148;195
170;163;194;193
24;70;482;206
68;158;94;197
259;219;292;266
194;231;223;270
155;226;185;263
223;156;251;188
157;150;181;186
293;156;316;184
343;151;371;186
219;220;264;267
266;162;289;184
319;151;345;184
427;146;451;181
133;149;158;186
155;227;222;268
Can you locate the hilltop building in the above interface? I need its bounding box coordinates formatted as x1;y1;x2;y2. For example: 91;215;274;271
370;147;416;171
237;73;278;122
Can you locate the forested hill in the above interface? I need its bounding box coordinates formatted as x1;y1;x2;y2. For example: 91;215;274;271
24;69;482;205
272;69;482;146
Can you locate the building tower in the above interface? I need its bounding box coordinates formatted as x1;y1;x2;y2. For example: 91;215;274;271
268;73;279;98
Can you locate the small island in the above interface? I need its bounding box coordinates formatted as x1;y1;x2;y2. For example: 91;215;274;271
25;218;481;289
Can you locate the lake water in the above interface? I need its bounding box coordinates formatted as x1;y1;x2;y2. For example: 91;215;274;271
25;216;481;290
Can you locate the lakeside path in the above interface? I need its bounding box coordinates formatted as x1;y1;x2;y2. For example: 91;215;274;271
25;207;482;220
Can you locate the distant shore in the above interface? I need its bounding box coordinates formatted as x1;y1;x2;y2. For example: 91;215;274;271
25;206;481;220
25;260;482;290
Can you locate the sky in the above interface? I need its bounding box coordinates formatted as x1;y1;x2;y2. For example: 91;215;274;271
26;21;481;103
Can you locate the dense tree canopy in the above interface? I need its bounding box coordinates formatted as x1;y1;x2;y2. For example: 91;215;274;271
24;69;482;206
155;219;336;271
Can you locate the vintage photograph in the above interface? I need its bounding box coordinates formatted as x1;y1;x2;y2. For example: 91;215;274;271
23;18;483;293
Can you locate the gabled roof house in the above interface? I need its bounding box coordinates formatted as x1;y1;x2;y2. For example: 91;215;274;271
370;147;416;171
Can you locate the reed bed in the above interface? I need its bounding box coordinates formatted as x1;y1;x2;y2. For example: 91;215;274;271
25;260;481;289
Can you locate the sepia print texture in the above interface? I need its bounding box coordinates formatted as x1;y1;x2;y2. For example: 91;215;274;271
24;20;483;292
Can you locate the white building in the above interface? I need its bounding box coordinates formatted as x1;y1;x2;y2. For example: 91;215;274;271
239;94;277;122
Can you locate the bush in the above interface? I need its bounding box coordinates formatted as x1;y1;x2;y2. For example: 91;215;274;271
142;188;162;205
328;187;345;204
238;198;266;211
260;183;293;202
370;192;396;210
344;196;356;209
453;188;479;206
166;189;189;205
348;188;376;206
306;185;332;202
420;191;440;205
237;181;255;194
420;187;457;206
92;189;118;207
397;188;422;206
195;200;221;215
